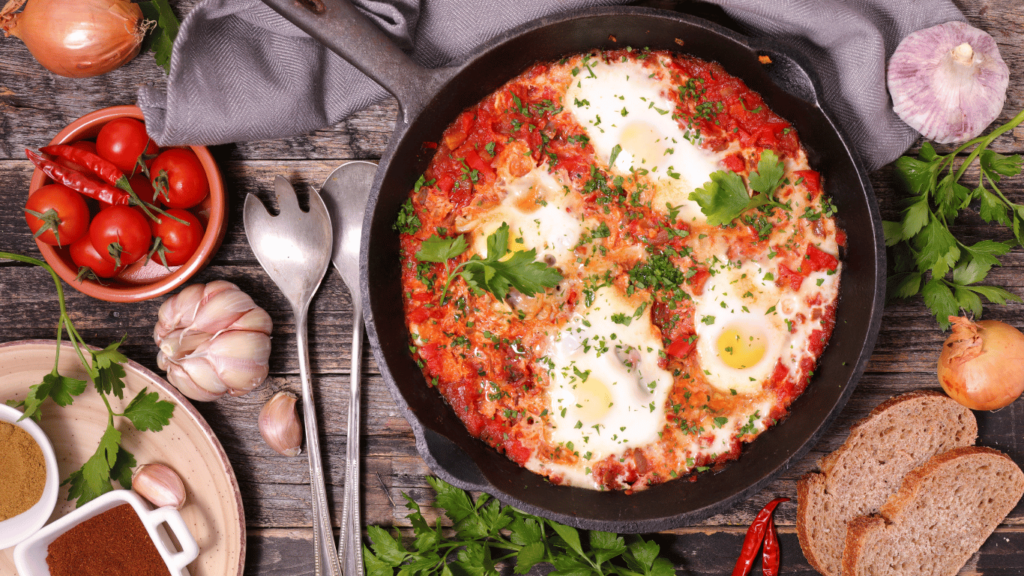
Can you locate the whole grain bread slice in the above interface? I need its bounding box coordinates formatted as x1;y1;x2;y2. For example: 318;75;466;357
842;446;1024;576
796;390;977;576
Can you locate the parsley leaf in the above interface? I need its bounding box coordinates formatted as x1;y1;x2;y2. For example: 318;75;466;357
885;109;1024;328
689;150;789;226
417;223;562;301
122;387;175;432
416;234;468;263
369;477;683;575
138;0;180;74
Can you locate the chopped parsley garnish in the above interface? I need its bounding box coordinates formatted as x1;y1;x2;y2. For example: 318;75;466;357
393;198;421;234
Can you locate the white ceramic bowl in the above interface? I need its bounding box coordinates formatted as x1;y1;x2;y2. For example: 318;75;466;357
0;404;59;550
13;489;199;576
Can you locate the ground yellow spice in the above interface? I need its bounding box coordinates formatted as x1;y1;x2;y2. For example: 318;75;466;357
0;420;46;520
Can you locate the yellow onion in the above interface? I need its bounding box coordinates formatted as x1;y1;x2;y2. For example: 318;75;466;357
0;0;149;78
938;316;1024;410
154;281;273;401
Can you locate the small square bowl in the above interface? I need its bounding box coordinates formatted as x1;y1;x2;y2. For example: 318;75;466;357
27;105;227;303
0;404;59;551
13;489;199;576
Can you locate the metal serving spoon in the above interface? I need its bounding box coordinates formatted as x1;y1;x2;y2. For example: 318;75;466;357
319;161;375;576
244;176;341;576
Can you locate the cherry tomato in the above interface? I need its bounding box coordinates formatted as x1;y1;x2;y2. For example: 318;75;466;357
150;148;209;209
70;235;121;279
89;205;152;267
24;184;90;247
96;118;158;173
150;209;204;266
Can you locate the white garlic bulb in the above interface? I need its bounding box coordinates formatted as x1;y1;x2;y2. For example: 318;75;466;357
888;21;1009;143
154;281;273;401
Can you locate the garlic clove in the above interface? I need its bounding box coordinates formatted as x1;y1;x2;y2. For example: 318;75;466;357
259;391;303;457
174;356;230;398
227;307;274;335
132;463;186;509
202;331;271;394
155;283;207;341
166;362;224;402
158;329;213;362
888;21;1009;143
188;289;260;335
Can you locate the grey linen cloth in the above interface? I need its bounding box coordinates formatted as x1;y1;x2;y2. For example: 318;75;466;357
138;0;965;170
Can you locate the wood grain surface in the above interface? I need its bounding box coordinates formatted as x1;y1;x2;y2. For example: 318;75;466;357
2;0;1024;573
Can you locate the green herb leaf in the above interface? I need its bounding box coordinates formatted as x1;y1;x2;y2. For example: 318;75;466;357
416;234;469;263
747;149;785;196
980;149;1023;182
922;279;958;330
609;144;622;168
138;0;180;73
689;170;752;226
394;198;422;235
122;387;175;432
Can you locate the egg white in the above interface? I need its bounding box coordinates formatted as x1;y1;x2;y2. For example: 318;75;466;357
564;56;724;223
541;286;672;459
468;165;583;268
694;262;791;395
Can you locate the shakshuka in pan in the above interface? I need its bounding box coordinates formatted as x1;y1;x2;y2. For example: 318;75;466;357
394;48;843;492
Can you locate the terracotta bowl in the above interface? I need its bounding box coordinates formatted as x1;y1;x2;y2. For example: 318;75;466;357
27;105;226;303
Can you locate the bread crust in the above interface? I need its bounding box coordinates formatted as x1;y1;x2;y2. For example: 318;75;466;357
796;390;976;576
841;446;1024;576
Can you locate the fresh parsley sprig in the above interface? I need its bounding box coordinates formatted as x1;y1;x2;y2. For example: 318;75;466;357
1;251;174;507
365;476;676;576
885;109;1024;329
416;223;563;301
689;149;790;226
138;0;180;74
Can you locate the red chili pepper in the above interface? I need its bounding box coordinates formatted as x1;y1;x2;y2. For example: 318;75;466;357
41;144;132;192
731;497;789;576
762;513;781;576
26;149;130;206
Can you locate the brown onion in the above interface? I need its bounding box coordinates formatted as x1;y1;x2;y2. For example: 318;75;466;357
938;316;1024;411
0;0;148;78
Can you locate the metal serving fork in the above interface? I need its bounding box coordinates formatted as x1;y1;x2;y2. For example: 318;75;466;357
244;176;341;576
319;161;375;576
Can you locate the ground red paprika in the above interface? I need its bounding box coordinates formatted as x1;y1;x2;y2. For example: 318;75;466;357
46;503;171;576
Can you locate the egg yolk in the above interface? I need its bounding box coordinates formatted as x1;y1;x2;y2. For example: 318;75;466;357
618;121;666;169
716;325;767;370
571;376;613;423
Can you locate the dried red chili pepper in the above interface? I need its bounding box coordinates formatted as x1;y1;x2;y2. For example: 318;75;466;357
41;144;132;192
25;149;130;206
26;149;185;225
731;497;789;576
762;512;781;576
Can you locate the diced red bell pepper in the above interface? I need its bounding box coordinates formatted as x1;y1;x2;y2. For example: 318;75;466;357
464;150;495;180
723;153;745;173
776;264;804;291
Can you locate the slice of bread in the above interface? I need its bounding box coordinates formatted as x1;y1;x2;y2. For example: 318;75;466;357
796;390;977;576
842;446;1024;576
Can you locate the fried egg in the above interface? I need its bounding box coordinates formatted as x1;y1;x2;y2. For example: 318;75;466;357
694;262;791;395
541;287;672;459
467;165;583;268
565;56;723;223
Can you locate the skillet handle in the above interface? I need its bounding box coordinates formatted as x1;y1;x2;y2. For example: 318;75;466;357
260;0;450;122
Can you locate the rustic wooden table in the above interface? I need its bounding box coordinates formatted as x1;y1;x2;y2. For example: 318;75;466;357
2;0;1023;573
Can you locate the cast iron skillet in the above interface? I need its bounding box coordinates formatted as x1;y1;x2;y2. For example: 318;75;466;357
262;0;886;533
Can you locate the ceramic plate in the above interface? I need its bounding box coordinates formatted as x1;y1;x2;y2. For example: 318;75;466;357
0;340;244;576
